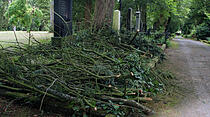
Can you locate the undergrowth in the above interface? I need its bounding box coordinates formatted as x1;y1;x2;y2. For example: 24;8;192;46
0;28;173;117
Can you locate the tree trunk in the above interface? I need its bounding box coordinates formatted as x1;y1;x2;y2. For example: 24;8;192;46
153;14;164;30
94;0;115;29
164;16;172;32
141;5;147;32
84;0;92;26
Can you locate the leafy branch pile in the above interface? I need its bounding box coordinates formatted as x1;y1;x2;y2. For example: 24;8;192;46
0;29;170;116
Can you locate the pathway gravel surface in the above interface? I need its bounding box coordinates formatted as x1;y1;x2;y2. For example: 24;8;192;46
157;36;210;117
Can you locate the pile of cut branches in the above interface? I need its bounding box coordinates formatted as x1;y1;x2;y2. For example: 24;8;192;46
0;29;171;116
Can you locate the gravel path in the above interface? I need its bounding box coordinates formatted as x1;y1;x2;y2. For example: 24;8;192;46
158;36;210;117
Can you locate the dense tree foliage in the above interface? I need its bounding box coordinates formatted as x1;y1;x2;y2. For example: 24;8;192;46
0;0;9;30
5;0;43;31
182;0;210;40
0;0;209;40
28;0;51;30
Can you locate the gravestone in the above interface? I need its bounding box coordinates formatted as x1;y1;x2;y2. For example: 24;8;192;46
113;10;121;43
126;8;132;31
113;10;121;32
52;0;73;47
136;11;141;32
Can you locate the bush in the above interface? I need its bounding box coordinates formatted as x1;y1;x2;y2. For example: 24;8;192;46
195;23;210;40
186;29;196;39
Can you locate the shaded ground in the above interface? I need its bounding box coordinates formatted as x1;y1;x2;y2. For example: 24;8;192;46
0;97;64;117
153;36;210;117
0;97;40;117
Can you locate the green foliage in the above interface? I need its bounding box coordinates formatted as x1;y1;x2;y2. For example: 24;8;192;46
195;23;210;40
167;40;179;49
119;0;191;33
0;0;198;33
4;0;43;31
182;21;194;35
29;0;51;30
0;0;9;30
182;0;209;39
133;36;164;57
167;15;182;33
99;101;126;117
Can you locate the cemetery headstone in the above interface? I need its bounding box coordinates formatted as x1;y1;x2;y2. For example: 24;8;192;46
113;10;121;32
52;0;73;47
127;8;132;31
136;11;141;32
113;10;121;43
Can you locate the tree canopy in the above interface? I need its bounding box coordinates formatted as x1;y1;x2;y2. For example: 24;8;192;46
0;0;209;39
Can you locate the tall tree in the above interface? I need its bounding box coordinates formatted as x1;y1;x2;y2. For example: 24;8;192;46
137;0;148;32
84;0;92;26
94;0;115;29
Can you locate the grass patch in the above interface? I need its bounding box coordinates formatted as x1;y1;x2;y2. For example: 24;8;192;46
168;41;179;49
0;31;52;45
0;42;17;48
38;38;51;44
201;40;210;46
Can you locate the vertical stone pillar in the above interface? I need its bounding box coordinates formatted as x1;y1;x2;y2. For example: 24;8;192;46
127;8;132;31
136;11;141;32
54;0;72;37
112;10;121;32
52;0;73;47
113;10;121;43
